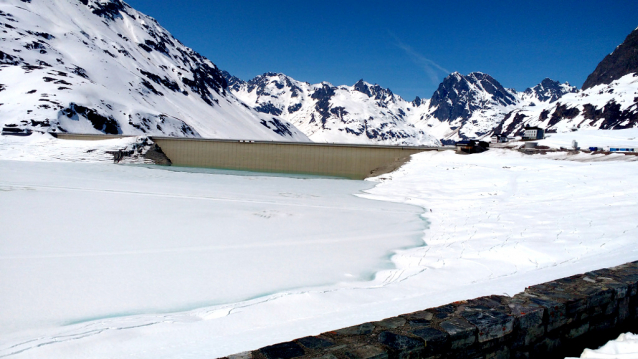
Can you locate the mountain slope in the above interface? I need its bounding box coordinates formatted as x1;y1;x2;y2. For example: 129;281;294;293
0;0;307;141
224;72;440;146
224;70;582;144
494;27;638;137
582;27;638;90
494;73;638;136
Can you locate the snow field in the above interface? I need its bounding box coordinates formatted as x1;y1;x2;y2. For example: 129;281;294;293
0;134;637;358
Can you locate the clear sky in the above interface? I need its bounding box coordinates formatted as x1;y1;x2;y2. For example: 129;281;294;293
124;0;638;101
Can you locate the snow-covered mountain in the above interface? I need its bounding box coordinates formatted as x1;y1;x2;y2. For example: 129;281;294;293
494;73;638;136
582;27;638;90
225;70;578;144
0;0;308;141
224;72;440;146
493;27;638;137
520;78;578;105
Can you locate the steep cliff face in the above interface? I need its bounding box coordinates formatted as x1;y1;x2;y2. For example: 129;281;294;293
0;0;308;141
582;27;638;90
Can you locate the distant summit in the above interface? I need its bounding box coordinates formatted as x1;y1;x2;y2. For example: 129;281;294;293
523;78;577;103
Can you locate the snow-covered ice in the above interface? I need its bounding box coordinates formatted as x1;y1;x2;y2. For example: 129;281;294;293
0;134;637;358
567;332;638;358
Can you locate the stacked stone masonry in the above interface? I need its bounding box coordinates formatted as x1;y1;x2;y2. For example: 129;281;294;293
223;261;638;359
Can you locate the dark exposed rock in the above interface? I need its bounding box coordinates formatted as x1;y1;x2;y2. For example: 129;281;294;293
296;336;335;349
311;83;336;128
139;69;181;93
60;103;120;134
583;28;638;89
260;117;293;137
79;0;130;22
0;50;23;65
547;103;580;128
255;102;283;116
220;70;245;92
71;65;89;79
354;79;394;101
287;103;302;113
140;79;163;96
259;341;305;359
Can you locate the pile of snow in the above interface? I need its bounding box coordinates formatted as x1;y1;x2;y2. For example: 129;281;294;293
0;148;637;358
567;332;638;358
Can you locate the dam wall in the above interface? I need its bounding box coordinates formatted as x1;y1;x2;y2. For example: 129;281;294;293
53;133;444;179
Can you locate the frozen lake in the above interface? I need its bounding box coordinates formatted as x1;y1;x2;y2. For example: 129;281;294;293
0;160;425;336
1;133;637;358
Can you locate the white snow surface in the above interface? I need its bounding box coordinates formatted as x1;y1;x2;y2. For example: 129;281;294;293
0;0;308;141
0;136;637;358
537;128;638;150
567;332;638;359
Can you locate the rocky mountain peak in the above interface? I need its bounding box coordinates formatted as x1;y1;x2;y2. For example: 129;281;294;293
428;71;517;123
523;78;577;103
582;27;638;89
352;79;394;101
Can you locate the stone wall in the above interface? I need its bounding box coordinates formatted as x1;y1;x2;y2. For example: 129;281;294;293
223;261;638;359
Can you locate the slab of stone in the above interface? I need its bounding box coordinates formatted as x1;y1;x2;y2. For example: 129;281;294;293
508;298;545;329
565;322;589;339
461;309;514;343
401;310;434;328
377;331;424;353
335;323;375;336
259;341;305;359
411;327;448;355
524;294;568;331
579;284;616;309
297;336;335;350
343;344;388;359
227;351;253;359
525;283;588;316
439;317;476;349
373;317;406;330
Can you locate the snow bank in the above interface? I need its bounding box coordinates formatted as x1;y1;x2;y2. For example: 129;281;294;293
567;332;638;358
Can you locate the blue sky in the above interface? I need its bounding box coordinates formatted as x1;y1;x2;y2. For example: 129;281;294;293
124;0;638;101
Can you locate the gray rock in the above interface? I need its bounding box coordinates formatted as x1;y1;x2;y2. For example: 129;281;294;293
439;317;476;349
260;341;305;359
462;309;514;343
297;336;335;349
